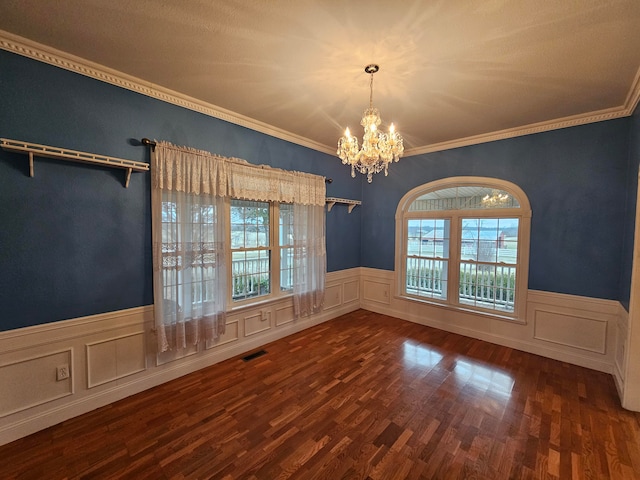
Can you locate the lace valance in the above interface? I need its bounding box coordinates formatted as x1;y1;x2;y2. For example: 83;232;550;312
152;141;325;206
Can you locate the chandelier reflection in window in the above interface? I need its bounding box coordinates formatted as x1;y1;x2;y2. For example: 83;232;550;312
337;64;404;183
481;189;511;207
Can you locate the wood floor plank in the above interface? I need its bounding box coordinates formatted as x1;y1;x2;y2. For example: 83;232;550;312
1;309;639;479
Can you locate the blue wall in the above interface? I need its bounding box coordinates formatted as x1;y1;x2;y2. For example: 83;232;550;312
1;48;636;330
361;119;631;301
619;107;640;310
0;50;360;330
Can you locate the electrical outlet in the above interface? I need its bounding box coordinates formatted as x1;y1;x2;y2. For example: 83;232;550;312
56;364;70;381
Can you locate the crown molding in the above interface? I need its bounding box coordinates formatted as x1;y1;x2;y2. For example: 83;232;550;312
1;30;638;159
0;30;335;156
403;104;634;157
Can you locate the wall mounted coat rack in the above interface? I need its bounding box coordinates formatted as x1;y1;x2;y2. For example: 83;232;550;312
0;138;149;188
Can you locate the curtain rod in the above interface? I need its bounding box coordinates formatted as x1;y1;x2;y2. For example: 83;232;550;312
139;138;333;183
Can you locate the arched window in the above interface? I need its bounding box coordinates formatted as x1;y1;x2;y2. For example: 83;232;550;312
395;177;531;322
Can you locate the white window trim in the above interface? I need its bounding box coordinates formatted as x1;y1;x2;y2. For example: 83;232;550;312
394;176;532;323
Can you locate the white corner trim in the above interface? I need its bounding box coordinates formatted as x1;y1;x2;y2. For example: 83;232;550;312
2;30;638;159
0;30;334;156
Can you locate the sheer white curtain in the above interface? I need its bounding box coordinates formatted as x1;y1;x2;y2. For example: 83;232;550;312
293;203;326;318
151;140;326;350
151;143;227;352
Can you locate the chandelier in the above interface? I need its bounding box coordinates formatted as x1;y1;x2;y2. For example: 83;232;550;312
337;64;404;183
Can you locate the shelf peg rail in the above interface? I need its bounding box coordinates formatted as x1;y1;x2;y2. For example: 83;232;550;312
326;197;362;213
0;138;149;188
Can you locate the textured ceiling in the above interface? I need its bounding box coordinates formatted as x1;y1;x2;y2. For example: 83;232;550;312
1;0;640;156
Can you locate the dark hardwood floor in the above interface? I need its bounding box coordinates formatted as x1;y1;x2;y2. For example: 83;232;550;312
2;309;639;479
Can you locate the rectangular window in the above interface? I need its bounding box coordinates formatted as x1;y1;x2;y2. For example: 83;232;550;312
406;218;450;300
459;218;519;312
230;199;271;301
151;145;326;352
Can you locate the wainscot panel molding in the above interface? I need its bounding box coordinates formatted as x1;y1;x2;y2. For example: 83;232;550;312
86;332;146;388
0;349;74;418
360;268;621;375
0;269;360;446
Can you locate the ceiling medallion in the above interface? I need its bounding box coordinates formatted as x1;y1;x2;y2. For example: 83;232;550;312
337;64;404;183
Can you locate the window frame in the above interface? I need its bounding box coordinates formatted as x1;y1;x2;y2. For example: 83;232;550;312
226;198;292;307
395;177;532;323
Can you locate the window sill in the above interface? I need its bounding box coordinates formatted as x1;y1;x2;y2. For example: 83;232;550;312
398;294;526;325
228;293;293;314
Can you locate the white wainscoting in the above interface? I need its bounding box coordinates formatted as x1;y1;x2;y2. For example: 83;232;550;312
0;267;625;446
360;268;621;374
0;268;360;446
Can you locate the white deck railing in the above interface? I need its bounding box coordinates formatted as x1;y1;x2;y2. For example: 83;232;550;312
406;257;516;311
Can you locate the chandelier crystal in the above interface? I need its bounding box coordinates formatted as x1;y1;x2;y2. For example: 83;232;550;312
337;64;404;183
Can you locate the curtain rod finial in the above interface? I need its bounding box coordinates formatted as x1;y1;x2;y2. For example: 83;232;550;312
141;138;156;151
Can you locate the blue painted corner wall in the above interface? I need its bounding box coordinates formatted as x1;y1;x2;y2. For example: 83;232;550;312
360;118;632;302
0;48;637;330
0;50;360;330
619;106;640;311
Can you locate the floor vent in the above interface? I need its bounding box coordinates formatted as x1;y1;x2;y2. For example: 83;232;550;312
242;349;267;362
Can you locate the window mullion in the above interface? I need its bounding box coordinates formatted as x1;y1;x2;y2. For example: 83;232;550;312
272;203;280;295
224;198;234;306
448;215;461;304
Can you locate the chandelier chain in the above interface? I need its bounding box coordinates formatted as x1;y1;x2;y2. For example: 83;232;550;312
369;72;374;109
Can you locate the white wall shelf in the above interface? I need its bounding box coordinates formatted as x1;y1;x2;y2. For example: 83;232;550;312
0;138;149;188
326;197;362;213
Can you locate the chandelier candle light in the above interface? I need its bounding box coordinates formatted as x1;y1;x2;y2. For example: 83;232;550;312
337;64;404;183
